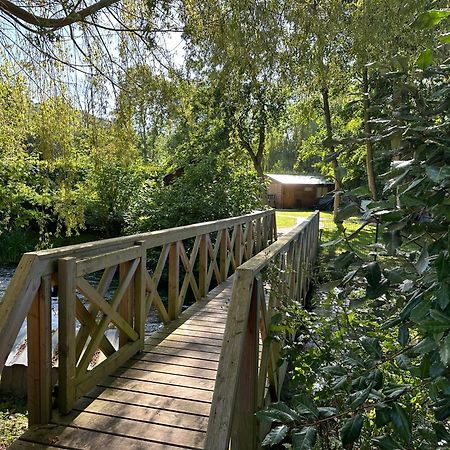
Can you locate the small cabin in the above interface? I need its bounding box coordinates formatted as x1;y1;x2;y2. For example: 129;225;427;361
267;174;334;209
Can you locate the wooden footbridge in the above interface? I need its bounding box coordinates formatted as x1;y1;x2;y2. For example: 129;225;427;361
0;210;319;450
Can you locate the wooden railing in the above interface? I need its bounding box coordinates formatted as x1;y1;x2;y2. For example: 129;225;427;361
205;211;319;450
0;210;276;425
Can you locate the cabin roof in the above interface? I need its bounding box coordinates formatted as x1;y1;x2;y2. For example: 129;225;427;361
266;174;333;185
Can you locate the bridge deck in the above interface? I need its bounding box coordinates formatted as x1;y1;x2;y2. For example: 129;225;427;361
9;279;232;450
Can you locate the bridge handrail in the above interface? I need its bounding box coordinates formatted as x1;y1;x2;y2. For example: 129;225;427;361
205;211;320;450
0;209;276;424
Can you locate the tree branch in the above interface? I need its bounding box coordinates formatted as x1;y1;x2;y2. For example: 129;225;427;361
0;0;120;30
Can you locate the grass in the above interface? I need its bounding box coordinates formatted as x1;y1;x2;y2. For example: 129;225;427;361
0;394;27;449
275;209;377;257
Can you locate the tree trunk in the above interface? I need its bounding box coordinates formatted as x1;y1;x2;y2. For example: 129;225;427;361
322;87;342;221
363;66;377;201
238;124;268;206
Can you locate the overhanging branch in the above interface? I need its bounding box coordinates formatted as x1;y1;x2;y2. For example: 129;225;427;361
0;0;120;30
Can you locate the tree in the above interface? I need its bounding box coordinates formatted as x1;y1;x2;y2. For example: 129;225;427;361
183;0;288;202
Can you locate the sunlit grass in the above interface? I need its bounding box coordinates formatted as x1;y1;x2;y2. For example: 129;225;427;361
275;210;377;256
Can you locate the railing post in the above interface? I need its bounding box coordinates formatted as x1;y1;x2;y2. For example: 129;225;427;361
231;281;259;450
58;257;77;415
119;260;134;347
134;243;146;350
220;229;227;281
255;218;262;253
272;211;277;242
235;225;243;267
27;275;52;425
199;234;208;298
168;241;180;320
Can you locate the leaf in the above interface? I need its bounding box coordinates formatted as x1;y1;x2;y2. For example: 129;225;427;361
434;399;450;421
375;406;392;427
361;337;383;359
256;402;300;424
262;425;288;447
435;251;449;282
365;261;381;287
335;202;360;222
439;32;450;43
367;279;390;299
416;48;434;70
318;407;337;418
334;251;355;271
413;9;450;29
439;334;450;367
420;309;450;333
411;337;437;355
437;283;450;309
390;403;411;444
294;394;319;419
426;166;450;183
372;435;404;449
398;325;409;347
340;413;363;447
383;231;402;255
292;426;317;450
349;383;373;409
415;245;429;274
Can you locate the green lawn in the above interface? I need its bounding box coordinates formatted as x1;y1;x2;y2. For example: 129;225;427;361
275;209;376;257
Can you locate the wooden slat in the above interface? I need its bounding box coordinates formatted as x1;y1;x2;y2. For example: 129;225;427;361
168;241;180;320
134;352;219;371
58;257;77;414
86;386;212;416
53;410;206;449
100;376;214;403
27;275;52;425
17;424;196;450
122;360;217;379
114;367;215;390
74;398;210;431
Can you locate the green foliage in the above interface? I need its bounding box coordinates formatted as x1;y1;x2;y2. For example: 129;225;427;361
258;21;450;447
126;154;261;232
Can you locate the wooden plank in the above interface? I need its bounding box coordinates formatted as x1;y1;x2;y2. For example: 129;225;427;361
0;253;42;373
76;278;139;349
119;260;133;347
145;338;222;354
231;280;259;450
75;266;117;361
152;332;223;347
100;376;214;403
52;410;206;449
198;234;208;298
58;257;77;414
75;296;116;358
219;229;227;281
86;386;212;416
133;352;219;371
204;269;254;450
134;245;146;349
145;271;170;323
27;275;52;426
73;398;210;431
168;241;180;320
122;359;217;379
169;328;225;341
142;346;221;362
114;367;215;390
8;441;64;449
76;246;141;277
17;423;195;450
